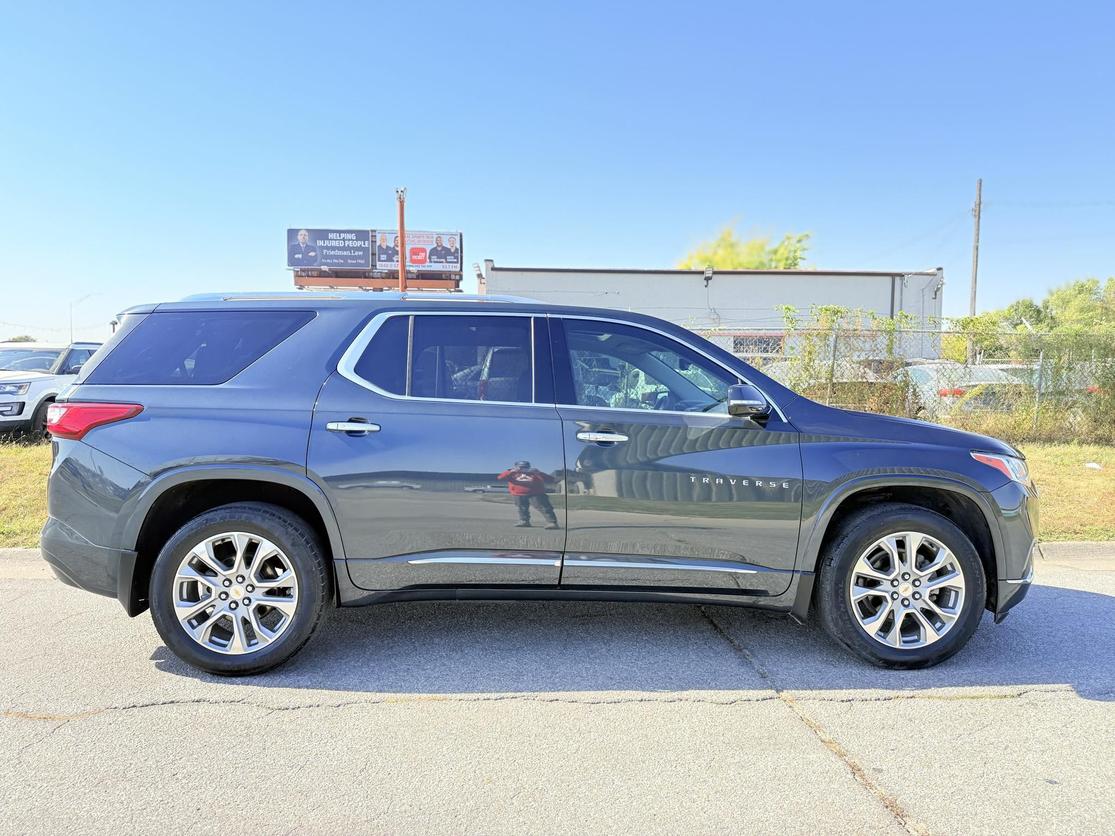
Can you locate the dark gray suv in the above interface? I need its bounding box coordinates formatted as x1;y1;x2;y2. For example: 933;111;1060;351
41;293;1038;675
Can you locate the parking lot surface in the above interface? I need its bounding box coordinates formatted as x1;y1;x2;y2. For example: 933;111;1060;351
2;544;1113;835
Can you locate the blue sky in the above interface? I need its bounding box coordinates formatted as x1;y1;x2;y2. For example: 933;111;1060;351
1;2;1112;341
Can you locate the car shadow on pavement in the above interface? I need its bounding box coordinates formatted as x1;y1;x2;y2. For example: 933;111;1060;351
151;583;1115;701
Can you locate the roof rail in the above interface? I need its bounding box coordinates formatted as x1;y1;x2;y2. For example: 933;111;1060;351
179;291;537;304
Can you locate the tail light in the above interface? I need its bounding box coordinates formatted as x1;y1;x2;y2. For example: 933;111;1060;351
46;402;143;440
937;387;966;397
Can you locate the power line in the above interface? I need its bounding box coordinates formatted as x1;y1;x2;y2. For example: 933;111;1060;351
983;199;1115;209
859;212;969;263
0;320;108;333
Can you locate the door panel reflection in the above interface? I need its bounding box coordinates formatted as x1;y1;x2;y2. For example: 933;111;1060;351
309;374;566;590
558;407;802;595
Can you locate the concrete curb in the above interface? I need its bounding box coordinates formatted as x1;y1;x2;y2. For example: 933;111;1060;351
0;547;52;579
1038;541;1115;561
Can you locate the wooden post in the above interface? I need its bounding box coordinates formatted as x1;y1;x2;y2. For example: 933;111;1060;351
969;178;983;318
396;188;407;293
967;178;982;363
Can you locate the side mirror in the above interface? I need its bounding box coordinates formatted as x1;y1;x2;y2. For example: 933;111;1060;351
726;383;769;418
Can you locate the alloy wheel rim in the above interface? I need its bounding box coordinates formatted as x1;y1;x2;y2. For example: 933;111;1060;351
173;532;299;655
848;531;966;649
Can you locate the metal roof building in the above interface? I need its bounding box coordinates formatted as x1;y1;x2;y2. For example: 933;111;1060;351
478;261;945;360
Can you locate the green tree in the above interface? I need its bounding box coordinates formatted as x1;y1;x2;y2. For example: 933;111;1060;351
4;335;35;342
1041;278;1115;329
1000;297;1048;330
678;226;810;270
949;276;1115;360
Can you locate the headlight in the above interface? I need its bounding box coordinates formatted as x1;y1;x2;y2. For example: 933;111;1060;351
971;451;1030;484
0;382;30;396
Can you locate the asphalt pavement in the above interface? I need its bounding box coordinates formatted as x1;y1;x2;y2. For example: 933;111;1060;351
2;543;1113;835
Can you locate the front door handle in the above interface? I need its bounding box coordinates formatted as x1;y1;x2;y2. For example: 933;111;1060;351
327;420;381;435
576;431;629;444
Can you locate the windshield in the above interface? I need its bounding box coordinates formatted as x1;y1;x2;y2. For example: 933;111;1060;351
954;367;1019;385
0;347;62;373
904;365;1019;386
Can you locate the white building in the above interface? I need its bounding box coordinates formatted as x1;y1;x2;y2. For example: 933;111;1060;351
479;261;945;360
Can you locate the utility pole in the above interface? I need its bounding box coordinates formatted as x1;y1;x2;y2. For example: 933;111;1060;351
967;178;982;364
396;188;408;293
968;178;982;317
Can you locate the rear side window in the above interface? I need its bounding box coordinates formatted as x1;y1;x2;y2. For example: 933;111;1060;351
86;310;314;385
410;315;532;402
350;314;535;403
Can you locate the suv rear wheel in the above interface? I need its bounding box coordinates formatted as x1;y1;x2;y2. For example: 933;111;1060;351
817;503;986;668
149;502;330;675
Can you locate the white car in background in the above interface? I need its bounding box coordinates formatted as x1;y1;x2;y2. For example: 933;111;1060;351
0;342;101;436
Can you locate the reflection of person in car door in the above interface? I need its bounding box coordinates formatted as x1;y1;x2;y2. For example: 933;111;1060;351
497;460;559;529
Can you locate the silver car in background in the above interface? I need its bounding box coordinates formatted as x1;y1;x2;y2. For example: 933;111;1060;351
899;362;1024;418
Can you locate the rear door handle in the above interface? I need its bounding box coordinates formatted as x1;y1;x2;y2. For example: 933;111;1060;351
576;431;629;444
327;421;381;435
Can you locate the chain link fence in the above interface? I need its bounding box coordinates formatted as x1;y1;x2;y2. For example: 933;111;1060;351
696;326;1115;444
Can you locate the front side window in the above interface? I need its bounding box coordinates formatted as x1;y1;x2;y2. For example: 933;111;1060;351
61;348;95;373
353;314;534;404
556;319;739;412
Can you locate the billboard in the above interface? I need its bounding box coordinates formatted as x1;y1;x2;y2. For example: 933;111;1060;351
373;230;462;273
286;228;372;269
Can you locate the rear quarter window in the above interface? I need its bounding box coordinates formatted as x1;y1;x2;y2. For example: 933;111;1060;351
353;314;408;395
85;310;314;385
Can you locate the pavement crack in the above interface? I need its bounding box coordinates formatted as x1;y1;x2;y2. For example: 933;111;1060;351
14;717;75;765
790;686;1075;703
4;681;1089;728
2;697;254;723
698;606;932;836
2;692;781;724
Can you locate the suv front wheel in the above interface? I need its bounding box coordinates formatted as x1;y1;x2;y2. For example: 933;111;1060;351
30;398;52;439
817;503;986;668
149;502;330;675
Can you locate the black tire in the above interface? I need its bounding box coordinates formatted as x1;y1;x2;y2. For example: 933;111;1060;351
29;399;52;440
149;502;331;676
816;503;986;669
